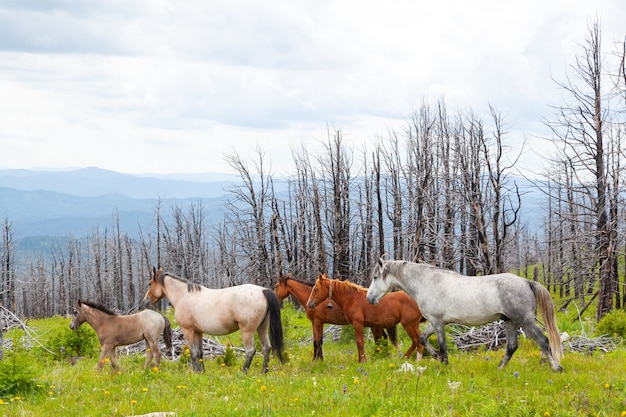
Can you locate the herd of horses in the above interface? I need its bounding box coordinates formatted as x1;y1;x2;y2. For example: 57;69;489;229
70;256;564;374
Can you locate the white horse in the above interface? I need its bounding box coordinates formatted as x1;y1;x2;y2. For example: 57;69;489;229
366;257;563;372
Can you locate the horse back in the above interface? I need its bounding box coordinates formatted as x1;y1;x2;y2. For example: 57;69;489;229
177;284;273;335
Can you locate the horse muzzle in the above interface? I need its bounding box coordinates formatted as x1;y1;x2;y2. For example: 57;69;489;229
366;294;380;305
141;296;153;307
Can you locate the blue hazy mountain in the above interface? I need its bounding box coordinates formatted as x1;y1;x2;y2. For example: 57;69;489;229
0;167;236;240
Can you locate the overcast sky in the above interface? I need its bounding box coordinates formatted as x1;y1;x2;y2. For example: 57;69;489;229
0;1;624;176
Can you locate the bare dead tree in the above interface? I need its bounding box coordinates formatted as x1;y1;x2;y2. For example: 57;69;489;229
544;19;618;321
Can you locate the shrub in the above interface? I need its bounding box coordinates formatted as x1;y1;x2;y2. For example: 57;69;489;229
0;335;41;396
595;309;626;338
46;325;99;361
216;340;237;367
371;336;392;359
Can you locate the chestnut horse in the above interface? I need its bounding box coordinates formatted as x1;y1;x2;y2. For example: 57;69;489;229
307;274;425;362
69;299;173;371
143;267;285;373
274;274;397;360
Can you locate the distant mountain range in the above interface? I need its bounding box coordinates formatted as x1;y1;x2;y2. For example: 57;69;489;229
0;167;239;199
0;167;547;257
0;167;236;241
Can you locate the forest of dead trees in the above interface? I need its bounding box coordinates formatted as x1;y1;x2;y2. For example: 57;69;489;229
1;20;625;323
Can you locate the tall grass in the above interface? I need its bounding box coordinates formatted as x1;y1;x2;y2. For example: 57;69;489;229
1;302;625;417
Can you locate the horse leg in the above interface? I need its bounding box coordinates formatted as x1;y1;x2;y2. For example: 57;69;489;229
145;337;162;369
108;347;119;372
353;322;367;362
419;322;441;359
371;327;383;341
521;321;563;372
312;319;324;361
402;323;423;361
182;328;204;372
241;330;257;373
432;320;449;364
152;340;162;369
257;315;272;373
498;321;519;369
96;347;108;371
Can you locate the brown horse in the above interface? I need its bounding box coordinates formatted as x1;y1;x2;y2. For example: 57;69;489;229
274;274;397;360
307;274;425;362
143;267;285;373
69;299;173;371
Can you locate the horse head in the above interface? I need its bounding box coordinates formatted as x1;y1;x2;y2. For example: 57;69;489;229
306;273;330;309
366;256;392;305
273;274;292;301
69;299;86;330
143;266;167;306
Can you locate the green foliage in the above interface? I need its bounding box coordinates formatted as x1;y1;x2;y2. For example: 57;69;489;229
45;324;99;361
216;340;237;367
0;335;41;397
338;324;355;344
596;309;626;338
371;336;392;359
2;303;626;416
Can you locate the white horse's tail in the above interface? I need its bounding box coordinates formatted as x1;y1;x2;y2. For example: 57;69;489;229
531;282;562;364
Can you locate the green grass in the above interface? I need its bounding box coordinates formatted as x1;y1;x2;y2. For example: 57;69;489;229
1;302;625;417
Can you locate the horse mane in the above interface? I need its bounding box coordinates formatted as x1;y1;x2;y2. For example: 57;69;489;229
324;276;365;292
384;259;408;278
280;274;316;287
159;271;203;293
386;259;443;279
80;299;118;316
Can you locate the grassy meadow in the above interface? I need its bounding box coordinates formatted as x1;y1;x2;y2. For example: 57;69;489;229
1;302;625;417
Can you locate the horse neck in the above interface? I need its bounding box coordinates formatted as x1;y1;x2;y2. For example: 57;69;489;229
81;306;107;330
286;280;314;306
327;280;354;309
161;275;192;307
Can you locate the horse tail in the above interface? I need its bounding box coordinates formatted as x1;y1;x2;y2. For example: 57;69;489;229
386;326;398;347
263;289;285;363
530;281;562;364
162;315;173;358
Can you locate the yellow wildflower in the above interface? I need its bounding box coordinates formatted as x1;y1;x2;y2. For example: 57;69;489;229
260;385;267;391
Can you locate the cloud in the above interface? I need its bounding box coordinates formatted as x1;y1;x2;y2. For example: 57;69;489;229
0;0;623;175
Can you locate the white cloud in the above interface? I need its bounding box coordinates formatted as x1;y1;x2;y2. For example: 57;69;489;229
0;0;624;175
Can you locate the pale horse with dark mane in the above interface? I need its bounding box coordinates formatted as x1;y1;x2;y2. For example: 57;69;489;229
366;257;563;372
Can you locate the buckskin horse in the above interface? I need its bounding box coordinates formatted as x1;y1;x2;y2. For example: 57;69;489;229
143;267;285;373
69;299;172;371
